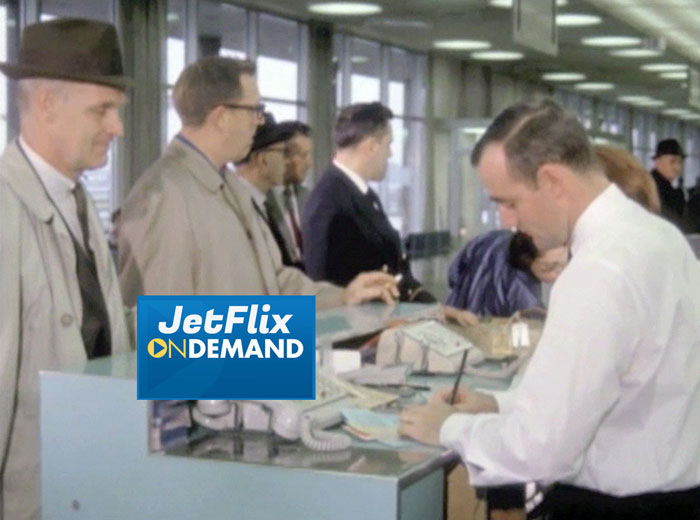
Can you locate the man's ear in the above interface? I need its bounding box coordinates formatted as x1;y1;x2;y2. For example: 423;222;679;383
36;86;58;123
207;105;227;132
537;163;567;199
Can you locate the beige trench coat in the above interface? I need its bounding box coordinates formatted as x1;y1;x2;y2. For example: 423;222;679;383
118;138;343;307
0;141;131;520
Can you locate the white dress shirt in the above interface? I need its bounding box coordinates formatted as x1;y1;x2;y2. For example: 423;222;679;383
333;159;368;195
441;184;700;495
19;136;93;252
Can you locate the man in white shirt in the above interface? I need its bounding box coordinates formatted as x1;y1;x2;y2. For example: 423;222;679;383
399;99;700;518
0;19;132;519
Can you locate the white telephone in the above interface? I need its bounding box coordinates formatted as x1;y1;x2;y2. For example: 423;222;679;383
192;372;355;451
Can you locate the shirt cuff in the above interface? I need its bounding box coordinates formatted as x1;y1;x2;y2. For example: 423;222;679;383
492;390;515;414
439;413;475;458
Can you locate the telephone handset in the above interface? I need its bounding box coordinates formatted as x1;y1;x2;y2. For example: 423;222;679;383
192;372;354;451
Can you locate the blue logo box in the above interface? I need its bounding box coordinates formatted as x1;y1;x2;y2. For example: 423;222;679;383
137;295;316;400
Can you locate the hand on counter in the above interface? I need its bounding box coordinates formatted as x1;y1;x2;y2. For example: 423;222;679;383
432;385;499;414
342;271;399;306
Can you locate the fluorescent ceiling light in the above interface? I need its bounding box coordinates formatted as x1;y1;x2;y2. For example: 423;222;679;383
308;2;382;15
490;0;567;7
609;48;662;58
660;71;688;80
641;63;688;72
574;82;615;91
582;36;641;47
350;55;369;64
662;108;691;116
434;39;491;51
679;113;700;121
618;95;652;103
462;127;488;135
634;99;666;107
542;72;586;81
556;13;601;27
471;50;523;61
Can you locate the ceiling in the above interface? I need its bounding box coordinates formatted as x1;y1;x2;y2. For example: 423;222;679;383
231;0;700;119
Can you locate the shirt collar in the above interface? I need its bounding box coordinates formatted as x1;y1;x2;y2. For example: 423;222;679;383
237;175;268;208
333;159;368;195
570;183;625;257
19;135;76;200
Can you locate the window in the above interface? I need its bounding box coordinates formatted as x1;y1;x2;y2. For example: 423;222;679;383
164;2;309;134
0;0;18;147
334;34;428;235
40;0;117;230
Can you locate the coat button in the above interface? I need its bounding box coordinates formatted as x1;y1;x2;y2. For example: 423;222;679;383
60;314;74;327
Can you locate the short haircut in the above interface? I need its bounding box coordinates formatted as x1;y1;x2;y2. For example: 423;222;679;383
471;99;596;186
277;120;311;139
594;144;661;214
173;56;256;126
334;102;393;149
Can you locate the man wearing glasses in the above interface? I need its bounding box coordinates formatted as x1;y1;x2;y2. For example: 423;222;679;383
119;56;397;308
234;112;302;268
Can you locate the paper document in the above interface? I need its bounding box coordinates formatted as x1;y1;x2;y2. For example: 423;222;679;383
402;320;474;357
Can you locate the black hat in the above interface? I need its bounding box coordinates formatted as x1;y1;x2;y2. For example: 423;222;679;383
249;112;295;154
0;18;132;91
653;138;686;159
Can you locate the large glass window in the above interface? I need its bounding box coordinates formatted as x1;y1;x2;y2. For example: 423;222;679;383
164;2;308;135
0;0;18;147
334;34;428;235
40;0;116;230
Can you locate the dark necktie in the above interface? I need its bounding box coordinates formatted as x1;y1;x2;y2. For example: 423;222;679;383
283;187;303;251
71;182;111;358
73;182;94;259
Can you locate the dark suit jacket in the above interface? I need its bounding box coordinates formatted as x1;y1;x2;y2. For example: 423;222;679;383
651;169;691;232
302;165;404;286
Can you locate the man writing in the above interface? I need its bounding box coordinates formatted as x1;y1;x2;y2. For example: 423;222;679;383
400;100;700;518
0;19;132;519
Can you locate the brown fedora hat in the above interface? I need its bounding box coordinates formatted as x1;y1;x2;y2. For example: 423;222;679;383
0;18;132;90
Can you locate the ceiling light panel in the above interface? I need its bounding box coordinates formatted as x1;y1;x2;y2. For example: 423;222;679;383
641;63;688;72
582;36;641;47
574;82;615;91
556;14;602;27
308;2;382;15
609;48;663;58
470;50;524;61
660;71;688;79
542;72;586;81
434;39;491;51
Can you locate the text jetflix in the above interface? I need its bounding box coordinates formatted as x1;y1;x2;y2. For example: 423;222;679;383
137;296;316;400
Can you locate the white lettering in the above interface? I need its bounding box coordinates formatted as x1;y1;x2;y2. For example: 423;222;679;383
183;314;202;334
269;314;292;334
248;304;258;334
204;309;223;334
158;305;182;334
287;339;303;358
244;339;263;358
188;338;206;358
207;338;219;357
224;306;247;333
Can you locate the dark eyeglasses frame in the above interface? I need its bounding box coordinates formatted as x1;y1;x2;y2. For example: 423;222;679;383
219;102;266;116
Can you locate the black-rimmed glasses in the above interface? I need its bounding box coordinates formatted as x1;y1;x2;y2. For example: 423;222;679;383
219;102;266;116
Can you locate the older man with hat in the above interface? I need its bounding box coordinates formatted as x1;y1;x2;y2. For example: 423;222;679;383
119;56;397;308
0;18;132;519
651;138;690;230
234;112;302;268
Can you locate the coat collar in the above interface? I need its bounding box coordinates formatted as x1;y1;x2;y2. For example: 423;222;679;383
167;138;225;194
0;139;56;223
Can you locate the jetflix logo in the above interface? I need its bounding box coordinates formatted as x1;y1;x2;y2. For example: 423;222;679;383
137;295;315;400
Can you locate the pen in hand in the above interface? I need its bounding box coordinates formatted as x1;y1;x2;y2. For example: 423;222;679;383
449;349;469;405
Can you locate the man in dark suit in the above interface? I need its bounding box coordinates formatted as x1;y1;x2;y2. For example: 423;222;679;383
303;102;433;301
650;138;690;231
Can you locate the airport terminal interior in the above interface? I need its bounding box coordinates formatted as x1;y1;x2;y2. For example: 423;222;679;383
3;1;700;519
3;0;699;301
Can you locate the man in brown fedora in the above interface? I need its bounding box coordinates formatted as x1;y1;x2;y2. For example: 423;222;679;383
0;18;132;519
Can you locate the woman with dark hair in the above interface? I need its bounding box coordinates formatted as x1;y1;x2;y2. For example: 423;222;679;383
445;230;567;317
